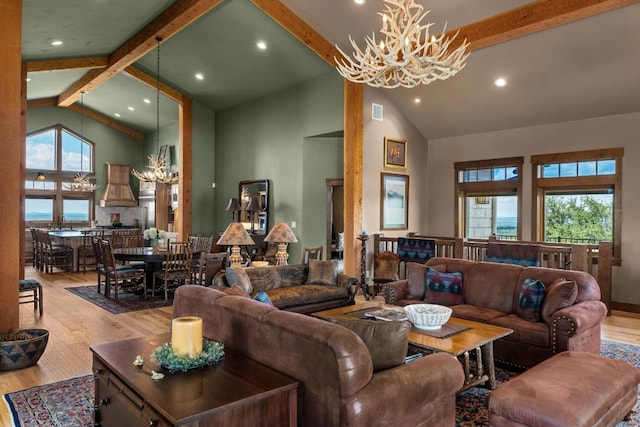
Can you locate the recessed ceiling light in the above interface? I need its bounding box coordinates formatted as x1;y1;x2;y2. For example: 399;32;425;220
414;98;421;104
128;106;135;111
195;73;204;80
495;77;507;87
256;41;267;50
51;40;63;46
143;98;151;104
114;113;121;118
354;0;365;4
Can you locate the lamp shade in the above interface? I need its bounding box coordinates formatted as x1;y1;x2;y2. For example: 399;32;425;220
264;222;298;244
244;195;262;212
217;222;255;246
225;197;242;212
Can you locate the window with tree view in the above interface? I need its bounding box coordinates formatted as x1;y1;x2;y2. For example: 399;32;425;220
455;157;523;240
532;148;622;264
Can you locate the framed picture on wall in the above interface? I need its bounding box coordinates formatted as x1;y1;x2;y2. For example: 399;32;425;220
384;136;407;169
381;173;409;230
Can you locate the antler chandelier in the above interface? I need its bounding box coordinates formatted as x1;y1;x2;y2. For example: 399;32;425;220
132;36;179;184
335;0;469;89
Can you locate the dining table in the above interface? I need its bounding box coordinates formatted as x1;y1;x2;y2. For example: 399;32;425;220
112;246;167;289
112;246;200;292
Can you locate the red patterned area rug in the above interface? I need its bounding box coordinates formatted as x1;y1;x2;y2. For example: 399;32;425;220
3;375;93;427
65;285;172;314
3;340;639;426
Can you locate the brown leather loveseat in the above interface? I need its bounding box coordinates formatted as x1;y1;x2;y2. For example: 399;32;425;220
383;257;607;368
174;285;465;426
212;262;359;314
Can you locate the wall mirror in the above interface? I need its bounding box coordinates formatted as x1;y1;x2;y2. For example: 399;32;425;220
239;179;269;234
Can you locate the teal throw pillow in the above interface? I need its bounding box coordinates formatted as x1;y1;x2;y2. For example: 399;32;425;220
517;278;545;322
253;289;273;306
424;268;463;305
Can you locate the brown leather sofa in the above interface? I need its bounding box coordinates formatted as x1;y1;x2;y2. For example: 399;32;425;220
174;285;465;427
383;257;607;369
212;263;359;314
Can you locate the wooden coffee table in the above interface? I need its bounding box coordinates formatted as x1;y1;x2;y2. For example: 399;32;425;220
312;303;513;391
91;334;298;426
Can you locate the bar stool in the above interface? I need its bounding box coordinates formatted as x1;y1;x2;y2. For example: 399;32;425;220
19;279;43;316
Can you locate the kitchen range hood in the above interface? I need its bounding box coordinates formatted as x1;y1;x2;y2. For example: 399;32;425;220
99;163;137;207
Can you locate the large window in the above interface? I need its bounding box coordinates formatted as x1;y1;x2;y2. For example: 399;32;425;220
25;124;97;226
455;157;523;239
531;148;623;264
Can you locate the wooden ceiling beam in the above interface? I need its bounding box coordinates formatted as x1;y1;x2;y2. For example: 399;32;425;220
57;0;223;107
448;0;640;52
25;57;107;73
28;97;144;140
122;66;183;105
250;0;343;67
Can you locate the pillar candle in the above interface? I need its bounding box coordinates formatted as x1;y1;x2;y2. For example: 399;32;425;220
171;316;203;357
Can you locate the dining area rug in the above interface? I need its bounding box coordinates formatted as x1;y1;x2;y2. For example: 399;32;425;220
3;340;640;426
65;285;173;314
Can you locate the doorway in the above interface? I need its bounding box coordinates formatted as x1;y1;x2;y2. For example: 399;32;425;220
326;178;344;260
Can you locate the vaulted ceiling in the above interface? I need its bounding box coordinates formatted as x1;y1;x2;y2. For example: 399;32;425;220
23;0;640;140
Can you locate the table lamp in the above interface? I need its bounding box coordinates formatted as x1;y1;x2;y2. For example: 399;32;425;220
264;222;298;266
244;196;262;233
217;222;255;267
225;197;242;221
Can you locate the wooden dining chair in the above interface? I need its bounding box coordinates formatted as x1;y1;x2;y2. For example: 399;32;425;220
193;252;227;286
100;239;146;301
153;241;192;301
78;229;104;273
92;236;107;294
301;246;323;264
40;231;73;274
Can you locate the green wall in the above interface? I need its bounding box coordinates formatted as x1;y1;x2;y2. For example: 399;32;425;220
302;136;343;254
27;106;144;199
143;101;216;235
214;71;343;263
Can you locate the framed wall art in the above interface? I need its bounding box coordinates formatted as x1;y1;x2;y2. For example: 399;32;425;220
384;136;407;169
380;172;409;230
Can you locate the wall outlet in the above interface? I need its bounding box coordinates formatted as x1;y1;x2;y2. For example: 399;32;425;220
211;182;216;189
291;221;296;228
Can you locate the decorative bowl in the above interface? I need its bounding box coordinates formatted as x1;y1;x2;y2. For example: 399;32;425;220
251;261;269;268
404;304;452;330
0;329;49;371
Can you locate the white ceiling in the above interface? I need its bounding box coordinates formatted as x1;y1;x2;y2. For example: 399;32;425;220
23;0;640;139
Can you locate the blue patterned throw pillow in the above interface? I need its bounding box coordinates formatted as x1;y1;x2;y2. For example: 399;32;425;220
424;268;463;306
517;278;545;322
253;289;273;306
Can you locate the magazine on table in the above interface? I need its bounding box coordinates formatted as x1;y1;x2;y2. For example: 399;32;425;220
364;308;408;321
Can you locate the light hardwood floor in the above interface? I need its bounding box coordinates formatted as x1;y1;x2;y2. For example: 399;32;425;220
1;267;638;424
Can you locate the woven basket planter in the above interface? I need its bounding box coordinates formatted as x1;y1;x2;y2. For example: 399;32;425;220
0;329;49;371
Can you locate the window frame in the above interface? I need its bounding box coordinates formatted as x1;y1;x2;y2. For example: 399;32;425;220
531;147;623;265
25;124;97;227
454;156;524;240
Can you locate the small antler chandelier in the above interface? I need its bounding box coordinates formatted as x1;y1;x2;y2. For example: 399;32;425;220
335;0;469;89
132;36;179;184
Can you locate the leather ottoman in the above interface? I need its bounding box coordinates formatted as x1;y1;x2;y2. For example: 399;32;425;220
489;351;640;427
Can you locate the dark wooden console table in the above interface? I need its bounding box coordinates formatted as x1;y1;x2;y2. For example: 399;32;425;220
91;334;297;426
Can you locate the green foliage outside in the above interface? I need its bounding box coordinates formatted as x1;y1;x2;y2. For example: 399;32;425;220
545;195;612;243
